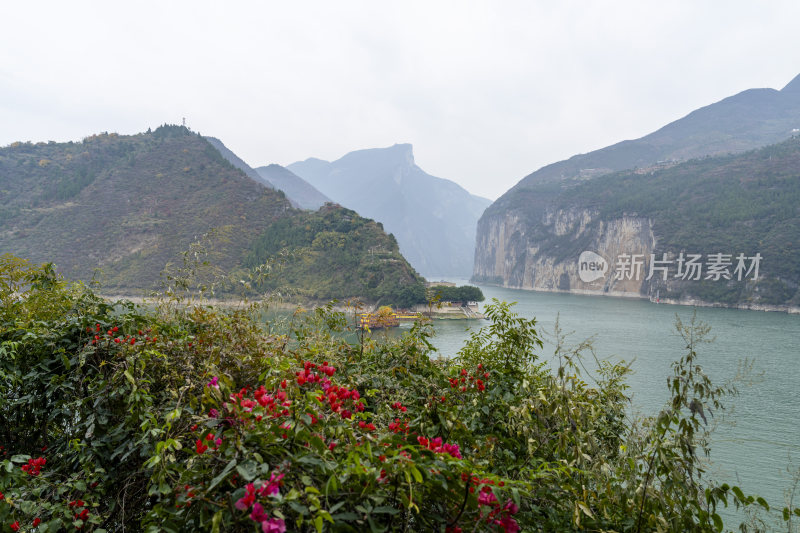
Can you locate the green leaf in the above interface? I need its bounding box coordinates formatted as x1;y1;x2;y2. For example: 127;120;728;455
331;512;359;521
325;475;339;496
756;497;769;511
211;510;223;533
208;458;237;491
236;462;258;482
409;465;423;483
711;513;723;532
314;515;323;533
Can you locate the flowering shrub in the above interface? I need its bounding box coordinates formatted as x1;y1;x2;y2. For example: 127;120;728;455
0;255;788;531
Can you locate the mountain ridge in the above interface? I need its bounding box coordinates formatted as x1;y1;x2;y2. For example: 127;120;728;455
0;126;425;304
288;144;491;278
255;164;331;210
476;73;800;309
204;136;329;210
493;72;800;212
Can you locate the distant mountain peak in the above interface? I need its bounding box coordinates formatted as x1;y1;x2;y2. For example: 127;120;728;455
394;143;415;166
782;72;800;94
288;144;490;277
300;156;330;164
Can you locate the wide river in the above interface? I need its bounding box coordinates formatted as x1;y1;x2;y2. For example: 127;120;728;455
394;282;799;525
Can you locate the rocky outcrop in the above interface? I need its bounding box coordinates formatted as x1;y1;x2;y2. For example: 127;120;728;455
474;207;656;297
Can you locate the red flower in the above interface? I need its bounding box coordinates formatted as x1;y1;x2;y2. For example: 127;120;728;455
10;522;20;531
33;518;41;527
195;439;209;454
21;457;46;476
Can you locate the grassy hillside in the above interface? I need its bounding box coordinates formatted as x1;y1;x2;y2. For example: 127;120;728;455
0;126;425;304
245;204;426;306
0;125;291;288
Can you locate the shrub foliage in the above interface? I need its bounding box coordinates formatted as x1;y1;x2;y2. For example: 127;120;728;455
1;254;794;532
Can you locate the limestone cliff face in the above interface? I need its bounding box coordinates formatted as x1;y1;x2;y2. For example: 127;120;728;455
474;207;657;298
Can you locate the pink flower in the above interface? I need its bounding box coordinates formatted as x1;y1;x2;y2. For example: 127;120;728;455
235;483;256;510
503;499;519;515
497;515;520;533
478;488;497;506
207;376;219;389
260;472;284;497
250;502;269;522
262;518;286;533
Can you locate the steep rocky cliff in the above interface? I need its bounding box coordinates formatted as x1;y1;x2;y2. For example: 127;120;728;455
474;138;800;310
475;207;655;297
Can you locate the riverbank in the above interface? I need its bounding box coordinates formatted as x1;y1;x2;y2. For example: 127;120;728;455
97;294;485;320
470;284;800;314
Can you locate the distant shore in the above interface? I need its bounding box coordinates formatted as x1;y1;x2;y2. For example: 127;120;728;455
97;294;485;320
471;285;800;315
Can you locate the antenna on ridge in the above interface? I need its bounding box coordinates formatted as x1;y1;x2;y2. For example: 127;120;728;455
182;117;186;127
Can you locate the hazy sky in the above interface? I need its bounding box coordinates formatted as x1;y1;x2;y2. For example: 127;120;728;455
2;1;800;200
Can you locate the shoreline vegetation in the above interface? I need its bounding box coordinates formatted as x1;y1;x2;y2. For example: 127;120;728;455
3;254;798;532
96;294;487;321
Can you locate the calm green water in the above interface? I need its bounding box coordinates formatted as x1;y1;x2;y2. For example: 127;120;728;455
404;282;800;522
